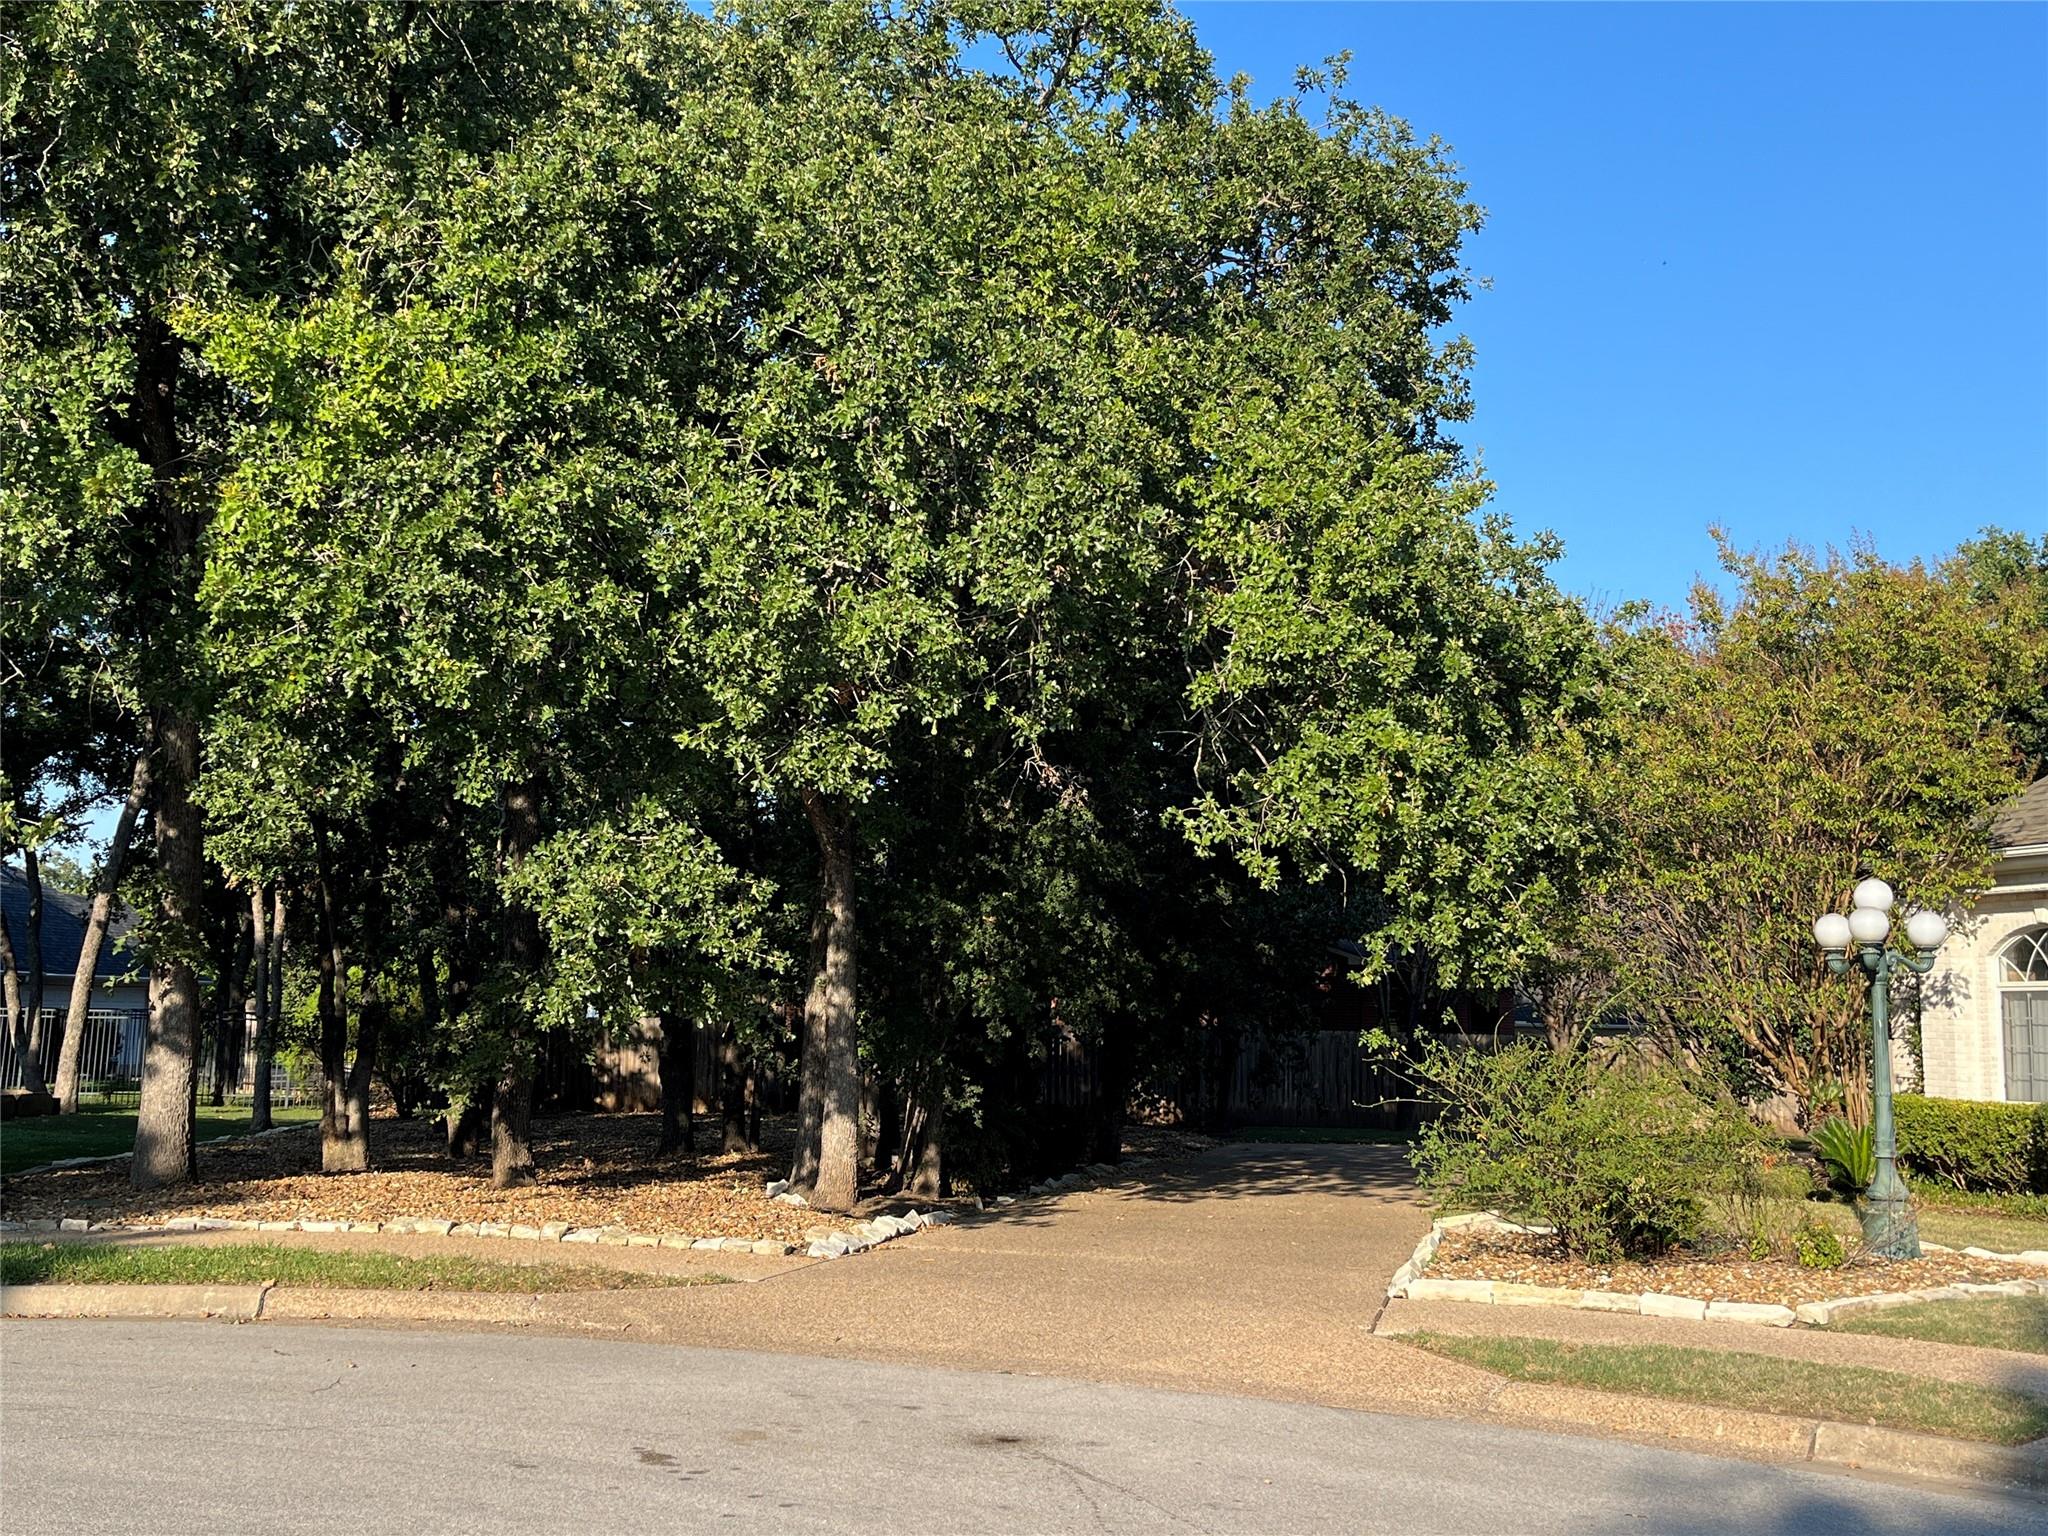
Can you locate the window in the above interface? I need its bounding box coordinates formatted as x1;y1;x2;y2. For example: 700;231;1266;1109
2002;928;2048;1103
2000;929;2048;984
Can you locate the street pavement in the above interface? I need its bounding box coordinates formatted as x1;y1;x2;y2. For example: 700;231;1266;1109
3;1320;2036;1535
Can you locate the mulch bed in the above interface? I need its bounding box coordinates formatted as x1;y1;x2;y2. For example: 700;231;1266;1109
0;1114;1207;1241
0;1112;844;1242
1429;1228;2043;1308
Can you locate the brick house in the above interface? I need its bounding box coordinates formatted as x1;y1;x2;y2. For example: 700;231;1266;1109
1921;777;2048;1101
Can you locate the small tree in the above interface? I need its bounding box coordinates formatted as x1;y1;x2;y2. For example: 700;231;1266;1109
1610;538;2030;1122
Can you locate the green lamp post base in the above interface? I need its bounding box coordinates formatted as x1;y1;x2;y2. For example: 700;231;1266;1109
1858;1187;1921;1261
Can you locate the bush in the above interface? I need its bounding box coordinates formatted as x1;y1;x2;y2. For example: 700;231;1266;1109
1793;1214;1848;1270
1711;1153;1802;1260
1894;1095;2048;1195
1409;1040;1762;1264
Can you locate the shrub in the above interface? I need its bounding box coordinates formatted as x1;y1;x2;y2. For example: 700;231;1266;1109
1409;1040;1762;1264
1711;1153;1798;1260
1894;1095;2048;1195
1812;1116;1875;1197
1793;1215;1848;1270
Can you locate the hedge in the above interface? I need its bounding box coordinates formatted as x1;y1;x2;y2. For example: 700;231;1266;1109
1893;1095;2048;1195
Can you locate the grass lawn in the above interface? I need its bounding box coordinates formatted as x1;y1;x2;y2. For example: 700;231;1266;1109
1405;1332;2048;1446
1802;1197;2048;1259
1827;1296;2048;1355
0;1104;321;1177
1228;1126;1413;1145
0;1240;725;1292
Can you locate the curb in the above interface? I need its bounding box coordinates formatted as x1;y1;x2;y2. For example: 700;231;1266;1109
1;1282;271;1321
1;1282;579;1330
1487;1379;2048;1495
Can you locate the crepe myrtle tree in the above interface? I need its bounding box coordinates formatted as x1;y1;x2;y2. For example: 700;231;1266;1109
1604;540;2026;1120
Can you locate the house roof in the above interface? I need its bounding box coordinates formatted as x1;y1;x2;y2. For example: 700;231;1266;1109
1992;776;2048;852
1;864;143;983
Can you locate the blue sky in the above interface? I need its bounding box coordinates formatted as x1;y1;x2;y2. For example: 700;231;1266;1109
1184;1;2048;613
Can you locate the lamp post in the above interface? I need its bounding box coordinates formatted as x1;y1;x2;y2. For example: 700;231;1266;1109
1811;877;1948;1261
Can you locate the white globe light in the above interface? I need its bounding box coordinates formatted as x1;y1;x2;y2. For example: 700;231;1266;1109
1848;906;1891;945
1905;909;1950;952
1813;913;1852;950
1852;876;1895;913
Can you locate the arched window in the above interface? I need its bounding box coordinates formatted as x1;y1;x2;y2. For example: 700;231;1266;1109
2001;928;2048;1102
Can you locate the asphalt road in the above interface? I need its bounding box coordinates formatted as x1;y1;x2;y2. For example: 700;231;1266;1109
2;1321;2038;1535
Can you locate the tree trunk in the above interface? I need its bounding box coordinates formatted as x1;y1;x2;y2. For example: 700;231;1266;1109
791;791;859;1211
657;1014;695;1156
132;709;203;1190
212;897;252;1107
254;886;286;1129
1090;1023;1134;1165
791;911;827;1176
57;750;151;1112
248;883;273;1130
906;1088;944;1200
446;1092;487;1159
19;847;50;1095
721;1025;753;1152
869;1073;900;1186
339;965;382;1173
313;819;370;1172
490;776;543;1189
1;899;33;1096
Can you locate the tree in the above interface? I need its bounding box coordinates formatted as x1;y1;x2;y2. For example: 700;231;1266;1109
197;9;736;1182
1610;538;2030;1122
4;1;595;1185
12;0;1629;1208
1947;528;2048;773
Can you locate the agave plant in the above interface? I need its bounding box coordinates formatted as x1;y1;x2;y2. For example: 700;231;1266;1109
1812;1116;1876;1197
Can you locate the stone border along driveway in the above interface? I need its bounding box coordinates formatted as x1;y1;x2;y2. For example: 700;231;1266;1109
1387;1212;2048;1327
4;1134;1147;1261
0;1195;952;1262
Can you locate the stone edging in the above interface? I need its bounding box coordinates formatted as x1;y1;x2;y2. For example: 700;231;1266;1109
0;1196;953;1263
1386;1212;2048;1327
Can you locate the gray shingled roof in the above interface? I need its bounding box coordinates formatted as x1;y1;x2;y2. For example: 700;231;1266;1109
1;864;143;982
1993;776;2048;852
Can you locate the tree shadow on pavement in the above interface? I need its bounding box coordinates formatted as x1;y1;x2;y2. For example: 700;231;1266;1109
1099;1141;1421;1206
1583;1466;2040;1536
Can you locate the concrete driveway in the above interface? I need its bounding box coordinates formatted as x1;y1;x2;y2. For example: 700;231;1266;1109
519;1141;1501;1417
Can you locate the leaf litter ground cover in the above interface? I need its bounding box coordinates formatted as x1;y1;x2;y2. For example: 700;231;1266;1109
1429;1227;2042;1308
0;1112;846;1243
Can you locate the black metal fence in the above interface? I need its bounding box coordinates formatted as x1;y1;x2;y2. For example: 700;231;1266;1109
2;1007;320;1109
